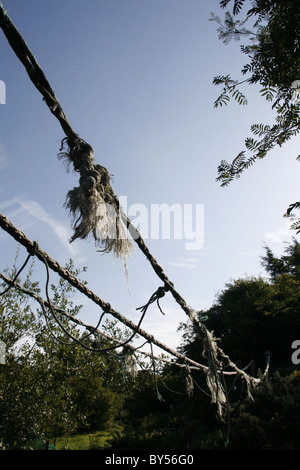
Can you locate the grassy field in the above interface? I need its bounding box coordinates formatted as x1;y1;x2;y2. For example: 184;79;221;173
54;427;121;450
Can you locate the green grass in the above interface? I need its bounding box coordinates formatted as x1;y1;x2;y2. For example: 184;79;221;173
55;426;122;450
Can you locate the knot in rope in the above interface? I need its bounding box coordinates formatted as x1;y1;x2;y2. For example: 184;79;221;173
58;137;133;261
136;285;168;316
27;240;39;257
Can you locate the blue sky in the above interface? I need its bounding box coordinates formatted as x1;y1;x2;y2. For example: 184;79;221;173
0;0;299;355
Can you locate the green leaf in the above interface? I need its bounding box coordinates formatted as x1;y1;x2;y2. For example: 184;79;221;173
214;93;230;108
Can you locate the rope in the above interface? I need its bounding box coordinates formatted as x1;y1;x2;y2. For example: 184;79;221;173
0;211;265;414
0;8;76;139
0;243;266;416
0;5;269;415
0;4;205;330
0;5;132;259
0;3;224;370
0;251;32;296
136;286;168;316
0;215;210;371
185;365;194;397
0;271;207;374
149;341;164;402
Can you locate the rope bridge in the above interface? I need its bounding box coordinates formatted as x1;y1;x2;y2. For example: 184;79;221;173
0;5;269;416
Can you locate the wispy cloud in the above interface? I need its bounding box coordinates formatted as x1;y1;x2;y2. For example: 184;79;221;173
20;199;76;253
0;142;8;171
0;197;77;255
138;305;185;352
239;248;260;259
168;246;210;270
263;219;296;244
169;257;200;269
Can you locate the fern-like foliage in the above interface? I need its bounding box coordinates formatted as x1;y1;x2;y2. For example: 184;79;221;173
213;74;248;107
210;11;257;45
212;0;300;232
260;86;277;102
216;151;259;187
250;123;271;137
217;108;300;188
285;202;300;233
220;0;246;15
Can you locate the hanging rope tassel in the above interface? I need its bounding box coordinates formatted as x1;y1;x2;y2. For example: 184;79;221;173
117;346;138;382
121;345;138;379
185;365;194;397
149;342;164;402
202;328;226;416
58;137;133;262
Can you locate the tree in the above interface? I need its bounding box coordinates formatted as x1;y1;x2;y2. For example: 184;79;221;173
165;239;300;449
0;249;125;448
261;236;300;280
211;0;300;232
179;239;300;372
226;371;300;450
0;248;42;353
